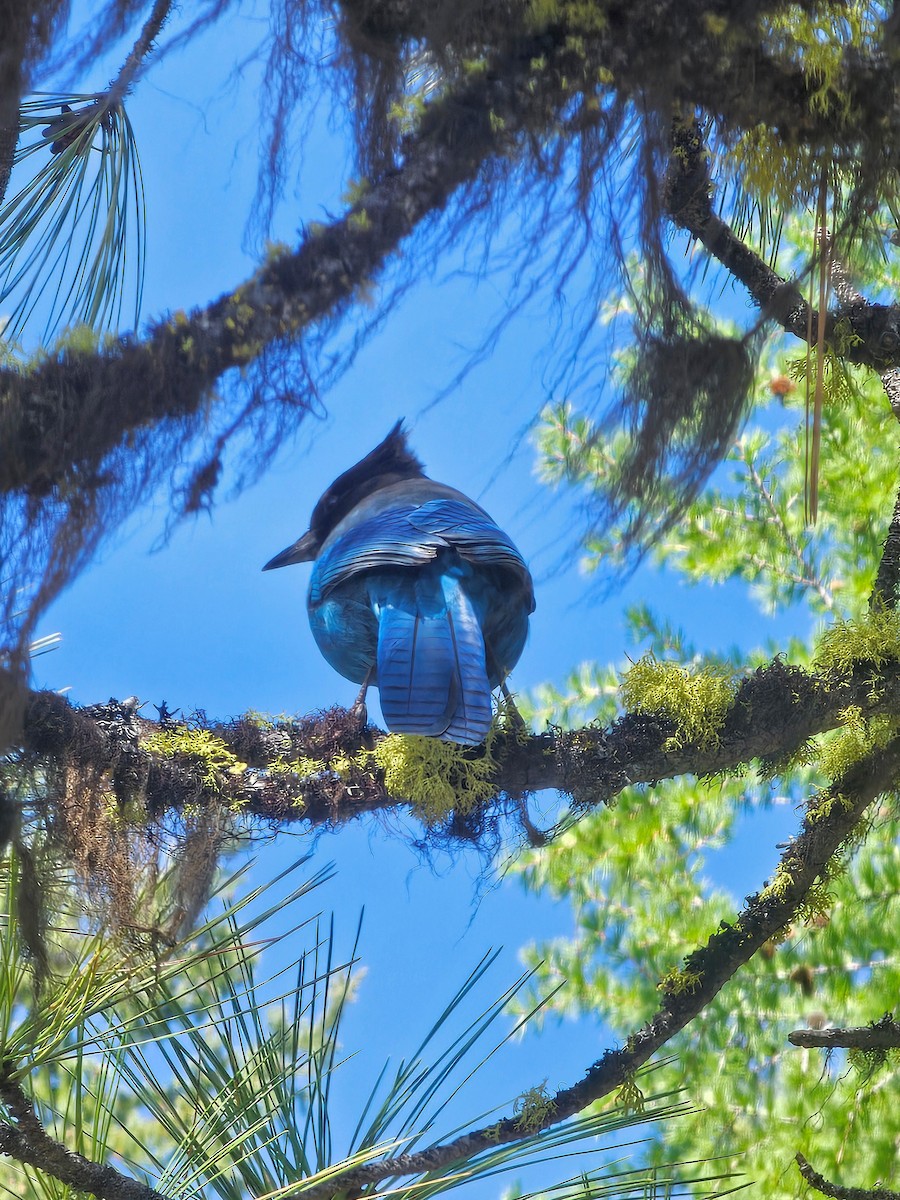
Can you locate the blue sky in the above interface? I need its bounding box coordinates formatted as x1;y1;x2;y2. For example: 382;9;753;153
20;5;803;1186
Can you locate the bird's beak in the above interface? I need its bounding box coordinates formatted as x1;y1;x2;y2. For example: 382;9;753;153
262;530;318;570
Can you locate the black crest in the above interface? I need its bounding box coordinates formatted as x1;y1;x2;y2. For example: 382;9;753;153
308;420;425;543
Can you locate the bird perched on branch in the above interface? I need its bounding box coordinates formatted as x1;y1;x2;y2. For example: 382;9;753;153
263;422;534;744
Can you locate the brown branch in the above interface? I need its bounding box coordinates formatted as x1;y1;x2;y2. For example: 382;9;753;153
789;1019;900;1050
796;1153;900;1200
664;119;900;371
0;31;584;501
0;1070;167;1200
288;737;900;1200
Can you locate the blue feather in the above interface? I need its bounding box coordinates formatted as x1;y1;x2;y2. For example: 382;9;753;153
370;566;492;744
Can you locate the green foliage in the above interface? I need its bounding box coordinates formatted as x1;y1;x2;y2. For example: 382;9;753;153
523;208;900;1190
0;853;737;1200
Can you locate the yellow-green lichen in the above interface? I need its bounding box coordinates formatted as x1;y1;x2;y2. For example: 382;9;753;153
657;966;703;996
348;209;371;232
341;177;370;206
373;734;497;823
814;607;900;676
817;706;900;782
620;656;734;749
513;1082;557;1132
143;727;247;791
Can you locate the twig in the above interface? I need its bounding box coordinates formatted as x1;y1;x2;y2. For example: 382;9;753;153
796;1153;900;1200
106;0;174;106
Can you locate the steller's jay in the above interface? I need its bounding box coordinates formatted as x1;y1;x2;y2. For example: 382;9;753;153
263;422;534;744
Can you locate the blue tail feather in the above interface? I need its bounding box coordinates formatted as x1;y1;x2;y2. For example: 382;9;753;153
373;570;492;744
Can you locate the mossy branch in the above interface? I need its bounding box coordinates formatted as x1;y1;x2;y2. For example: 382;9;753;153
0;28;585;502
665;118;900;371
796;1153;900;1200
13;618;900;834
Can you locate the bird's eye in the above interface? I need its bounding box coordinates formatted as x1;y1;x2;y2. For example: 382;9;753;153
881;329;900;352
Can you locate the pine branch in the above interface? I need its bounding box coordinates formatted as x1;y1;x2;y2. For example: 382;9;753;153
796;1153;900;1200
0;1069;168;1200
106;0;174;105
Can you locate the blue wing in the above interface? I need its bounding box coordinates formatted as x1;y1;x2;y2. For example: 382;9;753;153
311;499;533;606
307;495;533;741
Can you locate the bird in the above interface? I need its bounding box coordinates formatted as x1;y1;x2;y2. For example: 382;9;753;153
263;421;534;744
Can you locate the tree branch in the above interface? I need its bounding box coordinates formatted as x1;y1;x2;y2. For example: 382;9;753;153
796;1153;900;1200
871;482;900;610
664;119;900;371
16;648;900;833
288;736;900;1200
0;30;586;500
106;0;174;106
788;1018;900;1050
0;1069;167;1200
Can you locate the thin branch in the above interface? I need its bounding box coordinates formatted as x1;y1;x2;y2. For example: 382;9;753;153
796;1153;900;1200
106;0;175;106
664;118;900;371
0;1070;167;1200
289;737;900;1200
788;1019;900;1050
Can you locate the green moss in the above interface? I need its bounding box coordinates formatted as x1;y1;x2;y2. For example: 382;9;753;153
513;1081;557;1132
620;655;734;749
341;177;370;206
373;735;497;823
814;607;900;675
348;209;371;232
658;966;703;996
818;706;900;781
848;1045;893;1080
143;727;247;790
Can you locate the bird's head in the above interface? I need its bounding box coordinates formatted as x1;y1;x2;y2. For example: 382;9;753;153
263;420;425;569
